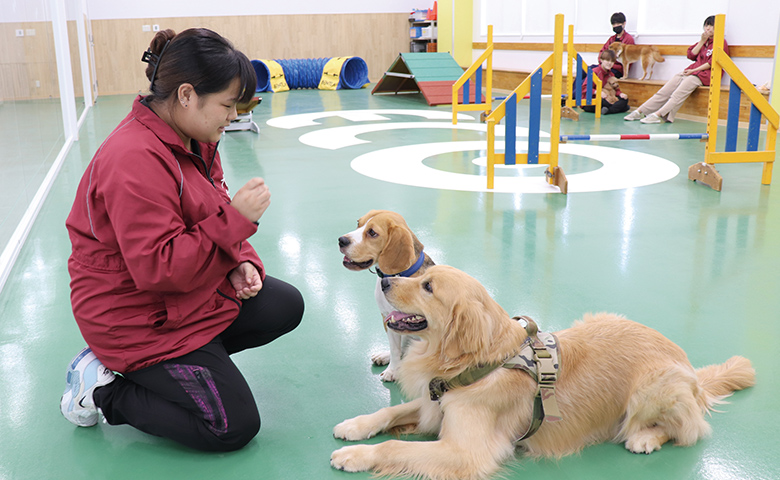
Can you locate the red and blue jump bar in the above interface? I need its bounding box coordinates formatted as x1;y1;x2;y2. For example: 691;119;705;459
560;133;708;142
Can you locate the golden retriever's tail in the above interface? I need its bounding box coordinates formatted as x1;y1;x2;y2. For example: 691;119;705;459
695;356;755;413
652;48;665;62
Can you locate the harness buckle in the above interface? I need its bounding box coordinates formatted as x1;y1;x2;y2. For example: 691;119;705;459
429;378;449;402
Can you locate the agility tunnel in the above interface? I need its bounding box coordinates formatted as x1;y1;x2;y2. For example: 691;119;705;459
252;57;369;92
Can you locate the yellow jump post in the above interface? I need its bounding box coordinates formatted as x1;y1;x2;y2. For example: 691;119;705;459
485;14;568;193
452;25;494;125
691;14;778;191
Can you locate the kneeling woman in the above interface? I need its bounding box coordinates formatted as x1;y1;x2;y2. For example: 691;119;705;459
60;28;304;451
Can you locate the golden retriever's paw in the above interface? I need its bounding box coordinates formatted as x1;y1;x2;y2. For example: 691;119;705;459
331;445;376;472
379;366;397;382
334;416;380;441
371;351;390;366
625;430;665;454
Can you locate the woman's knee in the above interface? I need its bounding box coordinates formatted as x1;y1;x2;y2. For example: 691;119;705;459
268;276;305;330
207;410;261;452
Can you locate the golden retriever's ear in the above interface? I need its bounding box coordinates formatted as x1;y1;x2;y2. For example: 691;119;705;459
440;299;491;363
377;225;415;273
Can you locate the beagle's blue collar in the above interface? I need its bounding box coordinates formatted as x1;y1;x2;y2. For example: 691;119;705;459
376;251;425;278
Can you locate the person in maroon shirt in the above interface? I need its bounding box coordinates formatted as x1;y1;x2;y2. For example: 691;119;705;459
626;16;729;124
599;12;636;78
581;50;630;115
60;28;304;451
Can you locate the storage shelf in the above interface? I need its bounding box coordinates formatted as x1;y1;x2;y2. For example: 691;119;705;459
409;17;437;53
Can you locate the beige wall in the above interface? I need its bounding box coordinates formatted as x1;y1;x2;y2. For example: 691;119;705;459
0;20;85;100
0;22;58;100
91;13;410;95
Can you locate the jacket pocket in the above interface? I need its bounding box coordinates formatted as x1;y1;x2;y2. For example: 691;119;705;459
148;305;167;328
161;294;182;329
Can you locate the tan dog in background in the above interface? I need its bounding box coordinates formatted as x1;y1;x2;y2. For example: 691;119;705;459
609;42;665;80
338;210;435;382
331;265;755;480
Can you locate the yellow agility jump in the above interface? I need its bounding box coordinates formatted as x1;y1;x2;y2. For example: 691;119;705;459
690;14;778;191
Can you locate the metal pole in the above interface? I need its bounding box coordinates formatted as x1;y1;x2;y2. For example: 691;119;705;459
50;0;78;140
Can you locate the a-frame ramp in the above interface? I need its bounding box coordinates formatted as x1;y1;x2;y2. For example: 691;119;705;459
372;52;485;106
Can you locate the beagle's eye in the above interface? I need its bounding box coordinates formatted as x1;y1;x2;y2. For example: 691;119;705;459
422;281;433;293
367;229;378;238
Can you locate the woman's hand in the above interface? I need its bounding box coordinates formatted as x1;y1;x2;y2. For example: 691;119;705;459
619;93;628;100
231;177;270;223
229;262;263;299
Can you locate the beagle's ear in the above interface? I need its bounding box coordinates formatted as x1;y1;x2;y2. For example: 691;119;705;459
376;225;416;274
440;298;491;363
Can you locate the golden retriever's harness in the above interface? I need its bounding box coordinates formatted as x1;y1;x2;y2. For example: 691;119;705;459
428;316;561;442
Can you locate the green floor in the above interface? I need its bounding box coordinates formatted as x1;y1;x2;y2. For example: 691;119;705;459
1;88;778;480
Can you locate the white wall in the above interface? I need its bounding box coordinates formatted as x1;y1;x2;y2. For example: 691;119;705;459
84;0;425;20
474;0;779;85
0;0;51;21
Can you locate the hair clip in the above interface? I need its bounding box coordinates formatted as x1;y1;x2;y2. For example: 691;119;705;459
141;49;160;65
142;39;171;93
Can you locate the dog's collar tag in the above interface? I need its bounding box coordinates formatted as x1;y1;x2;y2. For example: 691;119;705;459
376;251;425;278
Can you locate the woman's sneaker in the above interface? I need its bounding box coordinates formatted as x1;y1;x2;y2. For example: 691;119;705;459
60;347;115;427
640;112;664;124
624;109;645;121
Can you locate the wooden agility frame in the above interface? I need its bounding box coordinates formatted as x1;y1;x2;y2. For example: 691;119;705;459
484;14;569;193
692;14;778;191
565;24;603;120
452;25;494;124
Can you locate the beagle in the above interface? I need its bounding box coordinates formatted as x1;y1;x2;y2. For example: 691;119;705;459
338;210;435;381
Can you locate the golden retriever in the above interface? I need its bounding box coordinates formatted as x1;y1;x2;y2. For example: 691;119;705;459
331;265;755;480
609;42;665;80
338;210;435;381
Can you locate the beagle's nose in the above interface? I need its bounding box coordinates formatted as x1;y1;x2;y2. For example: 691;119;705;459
338;236;350;248
381;277;391;292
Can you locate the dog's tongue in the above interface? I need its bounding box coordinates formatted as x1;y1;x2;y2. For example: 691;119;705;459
384;311;409;324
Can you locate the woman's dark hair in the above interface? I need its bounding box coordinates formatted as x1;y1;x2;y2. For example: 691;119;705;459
610;12;626;24
144;28;256;104
704;16;716;27
600;49;617;62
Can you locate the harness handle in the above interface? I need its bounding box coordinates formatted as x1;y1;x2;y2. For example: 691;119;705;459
513;315;538;337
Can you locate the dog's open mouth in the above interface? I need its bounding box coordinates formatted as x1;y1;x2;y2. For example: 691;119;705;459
342;256;374;271
384;311;428;332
